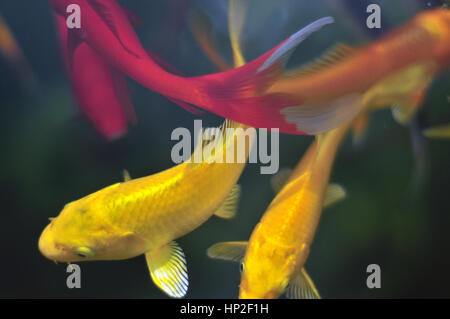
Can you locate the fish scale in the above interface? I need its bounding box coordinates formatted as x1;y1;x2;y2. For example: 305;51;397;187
260;176;321;247
93;137;249;250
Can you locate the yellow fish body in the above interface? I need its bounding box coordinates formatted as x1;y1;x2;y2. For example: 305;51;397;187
205;3;349;298
39;120;253;297
208;122;350;299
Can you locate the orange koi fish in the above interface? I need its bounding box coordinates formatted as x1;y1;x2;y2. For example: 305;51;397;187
208;123;351;299
270;8;450;131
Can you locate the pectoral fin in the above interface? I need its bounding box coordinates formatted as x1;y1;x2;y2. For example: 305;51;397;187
285;268;321;299
145;241;188;298
207;241;248;262
324;183;346;207
391;91;426;124
214;185;241;219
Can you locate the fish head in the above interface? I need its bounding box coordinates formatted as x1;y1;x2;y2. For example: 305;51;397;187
238;236;297;299
38;193;147;263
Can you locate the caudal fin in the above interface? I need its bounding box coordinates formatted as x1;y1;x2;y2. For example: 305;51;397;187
196;17;334;100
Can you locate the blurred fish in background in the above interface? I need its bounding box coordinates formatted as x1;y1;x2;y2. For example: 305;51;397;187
0;12;36;91
54;13;137;140
327;0;450;195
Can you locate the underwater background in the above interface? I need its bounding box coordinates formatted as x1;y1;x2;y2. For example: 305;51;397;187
1;0;450;298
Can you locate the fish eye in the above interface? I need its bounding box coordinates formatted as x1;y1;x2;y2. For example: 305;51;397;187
74;247;95;258
239;262;244;273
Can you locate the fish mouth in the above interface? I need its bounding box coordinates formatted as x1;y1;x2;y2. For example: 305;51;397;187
38;224;69;262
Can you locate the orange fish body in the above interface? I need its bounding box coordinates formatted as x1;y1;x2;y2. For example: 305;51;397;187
270;8;450;127
207;122;350;299
239;123;350;299
273;8;450;99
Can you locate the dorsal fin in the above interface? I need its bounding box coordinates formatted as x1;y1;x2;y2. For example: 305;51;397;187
191;119;238;162
286;43;357;77
122;169;131;182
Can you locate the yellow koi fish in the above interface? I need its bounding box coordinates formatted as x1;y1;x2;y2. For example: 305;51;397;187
196;3;347;298
208;122;351;299
39;119;254;298
210;5;350;292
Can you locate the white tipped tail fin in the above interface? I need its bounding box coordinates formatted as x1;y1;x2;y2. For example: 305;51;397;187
258;17;335;73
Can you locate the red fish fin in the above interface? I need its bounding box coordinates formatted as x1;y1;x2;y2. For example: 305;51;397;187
86;0;141;58
120;5;142;27
145;50;183;75
66;29;84;70
197;17;334;99
166;97;205;115
110;67;137;125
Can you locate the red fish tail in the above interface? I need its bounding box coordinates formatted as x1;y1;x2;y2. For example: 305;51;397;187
193;17;335;101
